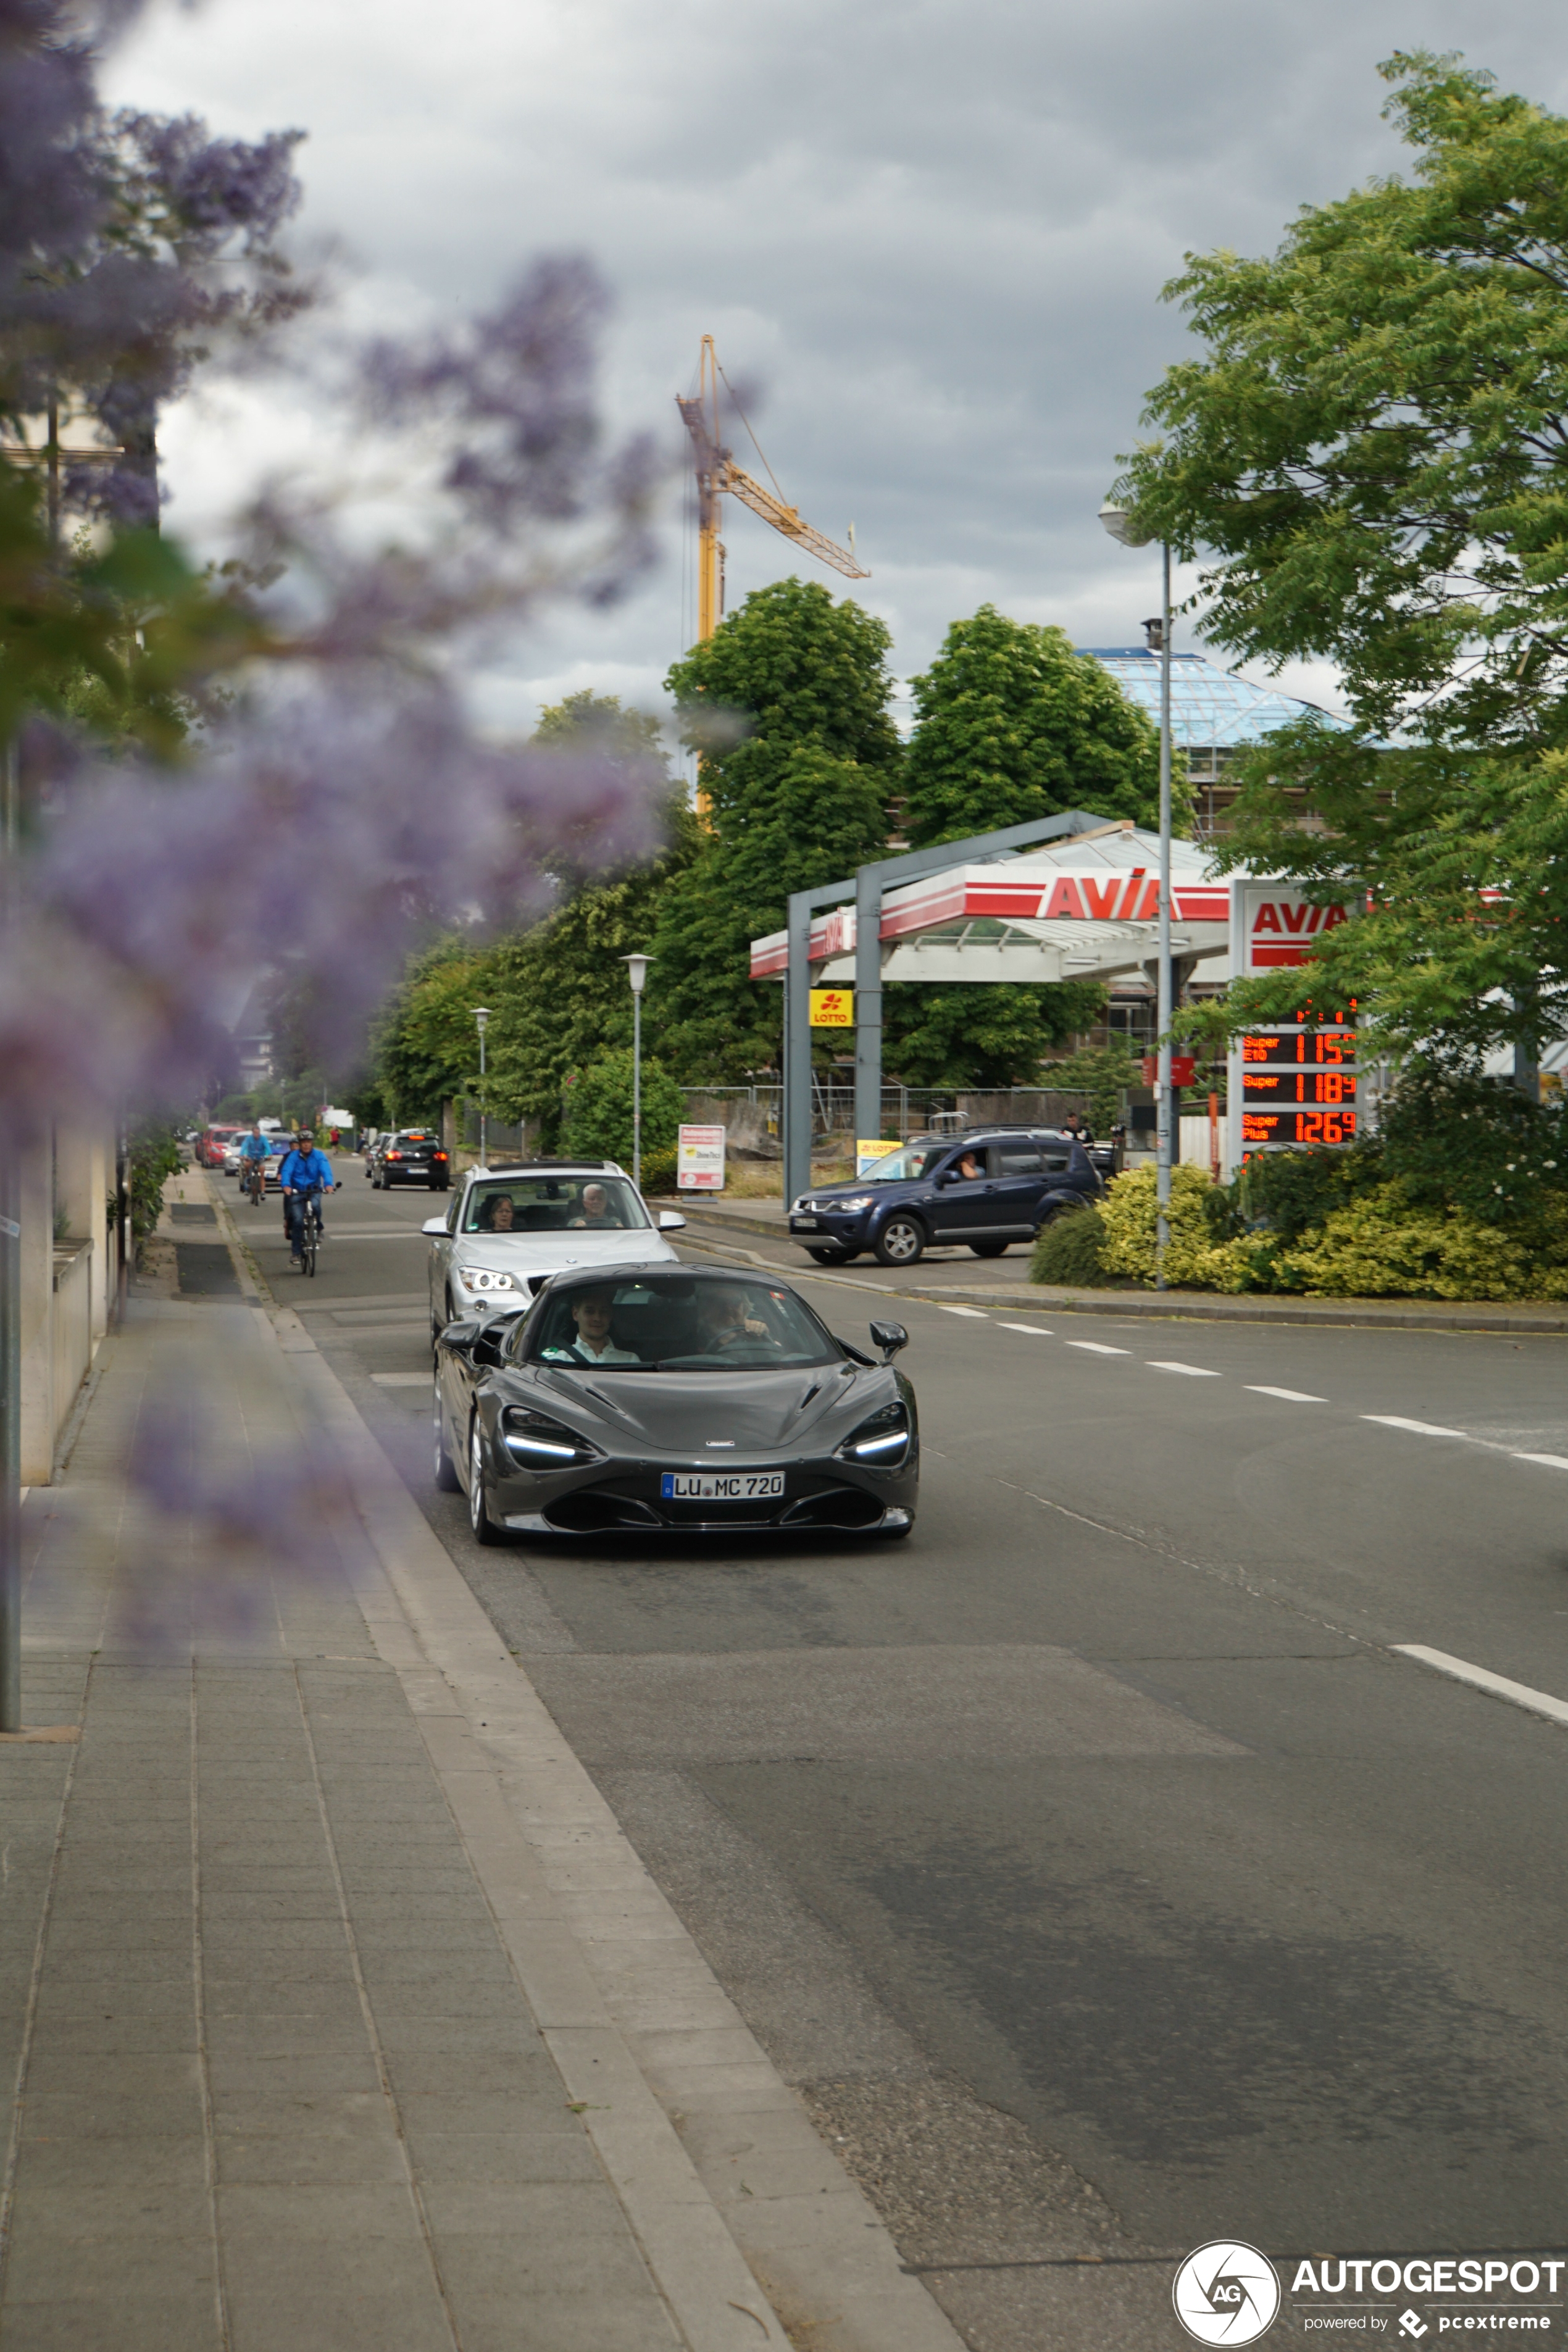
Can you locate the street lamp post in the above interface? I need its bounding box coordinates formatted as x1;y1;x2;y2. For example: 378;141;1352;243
472;1007;491;1167
620;957;653;1190
1099;503;1174;1291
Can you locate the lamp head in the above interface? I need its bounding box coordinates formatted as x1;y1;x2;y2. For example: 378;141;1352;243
472;1005;491;1035
621;953;653;996
1099;501;1152;549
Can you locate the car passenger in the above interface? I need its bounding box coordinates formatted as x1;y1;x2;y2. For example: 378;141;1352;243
478;1195;517;1233
569;1182;622;1230
565;1289;640;1364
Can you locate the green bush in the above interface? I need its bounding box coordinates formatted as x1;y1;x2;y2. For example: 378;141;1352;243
128;1118;181;1250
1275;1181;1568;1299
1096;1164;1251;1291
560;1051;685;1172
638;1144;678;1196
1030;1203;1116;1286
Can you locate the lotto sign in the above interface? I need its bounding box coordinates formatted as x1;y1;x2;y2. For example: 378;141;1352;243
676;1124;725;1191
856;1138;901;1179
810;988;854;1028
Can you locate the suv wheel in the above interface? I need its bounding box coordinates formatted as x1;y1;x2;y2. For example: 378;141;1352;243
807;1245;854;1266
875;1214;925;1267
969;1240;1008;1258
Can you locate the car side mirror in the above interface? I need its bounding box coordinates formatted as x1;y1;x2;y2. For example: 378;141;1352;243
932;1168;953;1188
420;1216;448;1236
870;1319;909;1361
470;1330;505;1369
657;1209;687;1230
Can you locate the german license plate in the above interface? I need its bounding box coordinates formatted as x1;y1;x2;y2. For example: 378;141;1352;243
661;1472;785;1501
790;1216;818;1230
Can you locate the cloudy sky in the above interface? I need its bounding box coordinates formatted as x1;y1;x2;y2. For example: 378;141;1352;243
106;0;1568;740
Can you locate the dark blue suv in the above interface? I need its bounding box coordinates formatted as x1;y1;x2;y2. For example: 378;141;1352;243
789;1128;1106;1267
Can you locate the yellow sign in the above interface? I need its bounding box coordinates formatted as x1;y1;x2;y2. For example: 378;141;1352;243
809;988;854;1028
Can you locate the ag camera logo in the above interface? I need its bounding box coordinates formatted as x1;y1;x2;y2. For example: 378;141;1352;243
1174;2241;1282;2345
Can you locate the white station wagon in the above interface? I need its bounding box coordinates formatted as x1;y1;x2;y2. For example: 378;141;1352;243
424;1161;687;1337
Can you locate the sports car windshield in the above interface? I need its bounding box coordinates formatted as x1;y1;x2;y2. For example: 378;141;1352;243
464;1175;649;1236
526;1275;837;1372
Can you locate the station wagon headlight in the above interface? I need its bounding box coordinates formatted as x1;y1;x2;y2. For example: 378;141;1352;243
835;1195;874;1212
459;1266;515;1293
837;1399;911;1467
499;1408;601;1466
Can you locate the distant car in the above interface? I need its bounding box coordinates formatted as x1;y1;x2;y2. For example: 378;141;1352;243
370;1129;451;1190
423;1161;686;1337
434;1264;917;1543
788;1127;1105;1267
196;1124;244;1169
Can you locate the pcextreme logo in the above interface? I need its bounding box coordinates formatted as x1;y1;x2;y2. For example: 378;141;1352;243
1174;2242;1283;2345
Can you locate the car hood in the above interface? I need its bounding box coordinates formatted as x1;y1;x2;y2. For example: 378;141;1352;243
450;1229;677;1272
526;1363;886;1454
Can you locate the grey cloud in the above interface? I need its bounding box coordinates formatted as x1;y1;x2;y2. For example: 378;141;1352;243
111;0;1568;722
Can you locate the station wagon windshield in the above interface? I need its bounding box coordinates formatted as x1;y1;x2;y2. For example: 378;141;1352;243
525;1275;836;1372
462;1175;649;1236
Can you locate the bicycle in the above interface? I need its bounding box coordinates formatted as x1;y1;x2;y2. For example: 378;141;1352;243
288;1188;325;1277
244;1157;265;1209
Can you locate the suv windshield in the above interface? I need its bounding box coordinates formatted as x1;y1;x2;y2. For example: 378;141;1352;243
464;1174;648;1237
862;1143;946;1183
525;1274;836;1372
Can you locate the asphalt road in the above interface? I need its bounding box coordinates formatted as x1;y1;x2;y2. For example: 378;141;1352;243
232;1164;1568;2350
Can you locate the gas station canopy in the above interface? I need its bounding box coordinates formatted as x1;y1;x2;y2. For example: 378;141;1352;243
751;823;1232;988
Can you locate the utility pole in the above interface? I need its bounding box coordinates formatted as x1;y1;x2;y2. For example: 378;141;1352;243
472;1008;491;1166
620;957;653;1190
1;736;20;1732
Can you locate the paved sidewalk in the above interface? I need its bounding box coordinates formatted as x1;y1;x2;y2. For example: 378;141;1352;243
1;1239;962;2348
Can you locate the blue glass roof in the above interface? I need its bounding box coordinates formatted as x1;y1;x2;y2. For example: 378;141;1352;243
1078;647;1345;749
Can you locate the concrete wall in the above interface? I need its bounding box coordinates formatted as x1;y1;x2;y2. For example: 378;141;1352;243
19;1115;119;1485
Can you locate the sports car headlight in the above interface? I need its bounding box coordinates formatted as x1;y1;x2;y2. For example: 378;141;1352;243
499;1408;603;1466
837;1399;911;1466
459;1266;515;1293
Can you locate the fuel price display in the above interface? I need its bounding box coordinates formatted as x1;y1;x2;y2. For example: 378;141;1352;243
1231;1010;1361;1156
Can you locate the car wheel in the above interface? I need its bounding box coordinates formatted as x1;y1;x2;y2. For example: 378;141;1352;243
428;1180;441;1191
434;1403;461;1492
469;1418;506;1545
969;1240;1009;1258
806;1245;853;1265
874;1214;925;1267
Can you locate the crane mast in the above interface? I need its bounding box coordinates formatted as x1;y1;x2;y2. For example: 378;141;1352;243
676;335;869;643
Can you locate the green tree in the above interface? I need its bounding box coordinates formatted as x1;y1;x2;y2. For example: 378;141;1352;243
1116;51;1568;1069
483;692;693;1137
559;1049;686;1170
373;941;499;1124
902;607;1162;843
874;607;1160;1084
653;580;899;1077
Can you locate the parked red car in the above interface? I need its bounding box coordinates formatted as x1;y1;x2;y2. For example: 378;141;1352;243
196;1124;245;1169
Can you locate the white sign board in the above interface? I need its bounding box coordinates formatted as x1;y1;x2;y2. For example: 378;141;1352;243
677;1124;726;1191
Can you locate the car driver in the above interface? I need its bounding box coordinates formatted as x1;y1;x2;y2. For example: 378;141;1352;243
569;1182;621;1230
698;1287;775;1350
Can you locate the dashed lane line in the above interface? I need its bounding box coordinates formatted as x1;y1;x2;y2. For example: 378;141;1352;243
1362;1414;1469;1438
1065;1340;1130;1356
1146;1361;1222;1378
1247;1385;1327;1403
370;1372;433;1388
1393;1646;1568;1729
935;1304;989;1319
998;1322;1051;1337
1514;1453;1568;1472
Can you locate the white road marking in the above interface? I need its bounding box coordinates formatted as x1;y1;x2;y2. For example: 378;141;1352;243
1146;1361;1221;1377
1247;1385;1327;1403
1065;1340;1130;1356
1394;1645;1568;1729
370;1372;432;1387
936;1304;988;1318
1514;1452;1568;1472
1363;1415;1469;1438
999;1322;1051;1336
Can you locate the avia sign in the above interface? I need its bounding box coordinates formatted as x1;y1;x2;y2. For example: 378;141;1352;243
1243;886;1351;971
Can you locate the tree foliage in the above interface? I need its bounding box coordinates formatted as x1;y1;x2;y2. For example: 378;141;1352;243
653;580;898;1077
1117;51;1568;1069
559;1048;685;1170
902;607;1162;841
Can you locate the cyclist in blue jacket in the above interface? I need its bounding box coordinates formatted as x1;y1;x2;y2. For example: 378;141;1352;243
278;1131;337;1263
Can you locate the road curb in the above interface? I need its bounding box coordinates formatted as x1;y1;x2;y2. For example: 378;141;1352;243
664;1203;1568;1336
233;1201;964;2352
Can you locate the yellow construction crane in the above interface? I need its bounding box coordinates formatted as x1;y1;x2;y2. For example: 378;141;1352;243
677;334;869;641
